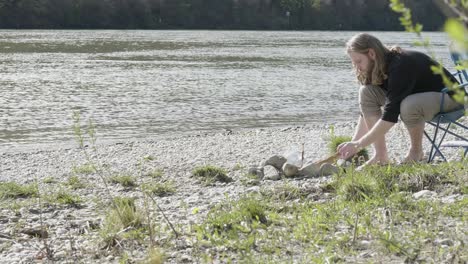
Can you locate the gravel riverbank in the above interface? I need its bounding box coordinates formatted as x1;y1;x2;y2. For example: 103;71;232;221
0;121;466;263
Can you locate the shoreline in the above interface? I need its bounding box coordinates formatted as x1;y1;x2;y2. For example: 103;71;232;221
0;121;466;263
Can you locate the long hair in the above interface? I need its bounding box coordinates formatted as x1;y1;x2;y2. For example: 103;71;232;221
346;33;401;85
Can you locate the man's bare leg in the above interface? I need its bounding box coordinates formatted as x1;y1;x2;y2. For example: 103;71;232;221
403;122;425;162
359;114;389;165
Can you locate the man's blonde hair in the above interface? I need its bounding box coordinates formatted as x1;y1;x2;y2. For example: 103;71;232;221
346;33;401;85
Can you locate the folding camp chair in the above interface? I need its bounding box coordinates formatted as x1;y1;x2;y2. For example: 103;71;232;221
423;52;468;162
450;52;468;83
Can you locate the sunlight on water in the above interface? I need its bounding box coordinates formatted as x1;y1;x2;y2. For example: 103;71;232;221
0;30;454;151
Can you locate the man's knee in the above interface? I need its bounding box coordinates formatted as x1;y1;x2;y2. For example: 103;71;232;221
359;85;384;116
400;95;425;128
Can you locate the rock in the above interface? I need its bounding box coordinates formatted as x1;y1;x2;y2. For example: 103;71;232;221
282;162;299;178
298;162;320;177
359;251;373;258
413;190;436;199
180;254;192;262
20;228;48;238
320;163;340;176
357;240;371;250
441;194;460;204
264;166;281;181
337;159;351;167
434;239;454;246
248;166;264;180
246;186;260;193
262;155;287;172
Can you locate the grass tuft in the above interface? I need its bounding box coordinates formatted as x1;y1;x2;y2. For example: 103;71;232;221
147;247;165;264
203;195;269;234
100;196;145;248
143;155;155;161
142;181;176;197
147;169;164;179
53;190;82;206
0;182;39;199
43;177;56;184
66;175;86;189
110;175;138;188
72;163;96;174
261;183;307;201
192;165;233;184
328;135;369;163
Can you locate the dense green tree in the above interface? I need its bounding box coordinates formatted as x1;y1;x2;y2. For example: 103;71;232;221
0;0;449;30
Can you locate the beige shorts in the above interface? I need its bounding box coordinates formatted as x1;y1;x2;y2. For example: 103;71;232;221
359;85;464;128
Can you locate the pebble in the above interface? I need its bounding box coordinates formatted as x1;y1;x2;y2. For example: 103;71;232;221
413;190;437;199
434;239;454;247
441;194;460;203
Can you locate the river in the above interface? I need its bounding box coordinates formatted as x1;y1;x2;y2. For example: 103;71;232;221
0;30;454;151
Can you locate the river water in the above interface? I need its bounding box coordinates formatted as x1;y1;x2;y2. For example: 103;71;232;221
0;30;454;151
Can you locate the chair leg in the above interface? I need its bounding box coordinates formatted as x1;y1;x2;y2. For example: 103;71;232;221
426;120;468;141
429;118;444;162
434;122;452;159
424;130;446;162
425;118;450;162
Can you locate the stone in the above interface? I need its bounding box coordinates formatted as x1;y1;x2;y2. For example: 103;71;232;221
298;162;320;177
319;163;340;176
248;166;264;180
282;162;299;178
357;240;371;250
180;254;192;262
441;194;460;204
337;159;351;167
434;239;454;246
20;228;48;238
263;166;281;181
262;155;287;172
413;190;436;199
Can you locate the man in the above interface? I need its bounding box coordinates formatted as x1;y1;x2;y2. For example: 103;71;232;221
337;33;464;164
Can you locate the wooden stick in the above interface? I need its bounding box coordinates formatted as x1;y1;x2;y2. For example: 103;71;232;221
313;152;340;166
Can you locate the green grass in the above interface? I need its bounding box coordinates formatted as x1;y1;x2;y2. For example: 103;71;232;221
146;247;165;264
110;175;138;188
100;196;145;248
72;163;96;174
260;182;307;201
43;177;56;184
141;181;176;197
0;182;39;199
147;169;164;179
192;165;233;184
240;173;261;186
52;190;82;206
143;155;155;161
66;175;86;189
188;161;467;262
328;135;369;163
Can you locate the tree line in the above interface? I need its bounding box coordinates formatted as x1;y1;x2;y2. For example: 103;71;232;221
0;0;447;30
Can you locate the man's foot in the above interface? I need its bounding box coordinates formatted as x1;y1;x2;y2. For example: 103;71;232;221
355;155;390;171
364;155;390;166
401;151;425;164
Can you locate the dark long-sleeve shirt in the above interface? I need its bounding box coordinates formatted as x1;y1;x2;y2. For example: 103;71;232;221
380;50;459;123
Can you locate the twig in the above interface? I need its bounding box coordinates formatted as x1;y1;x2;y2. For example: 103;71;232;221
147;195;179;238
443;0;468;23
353;212;359;244
301;143;305;167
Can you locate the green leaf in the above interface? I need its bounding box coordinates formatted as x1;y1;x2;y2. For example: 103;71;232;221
445;19;468;50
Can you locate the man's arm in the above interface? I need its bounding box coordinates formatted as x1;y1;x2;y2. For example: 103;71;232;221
338;119;395;159
351;115;368;141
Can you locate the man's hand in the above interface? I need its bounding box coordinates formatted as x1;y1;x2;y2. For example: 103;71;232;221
337;141;360;160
